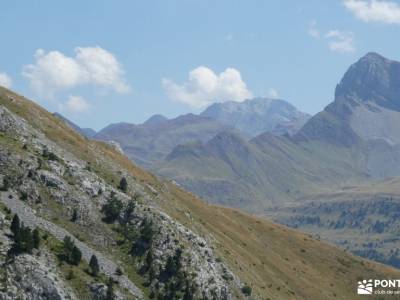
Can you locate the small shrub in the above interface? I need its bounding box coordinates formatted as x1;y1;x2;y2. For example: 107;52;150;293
42;148;59;161
241;285;252;296
20;191;28;201
115;267;123;276
66;270;75;280
118;177;128;193
0;176;10;191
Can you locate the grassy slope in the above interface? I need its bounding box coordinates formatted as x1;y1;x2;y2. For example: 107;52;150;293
1;86;400;299
156;130;368;211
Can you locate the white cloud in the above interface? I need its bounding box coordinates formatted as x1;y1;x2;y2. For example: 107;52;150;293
22;46;130;98
268;88;279;99
62;95;90;113
344;0;400;24
162;66;252;108
325;30;356;53
0;72;12;88
308;20;320;38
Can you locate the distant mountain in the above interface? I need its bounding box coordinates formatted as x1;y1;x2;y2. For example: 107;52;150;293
143;114;168;126
53;112;96;138
201;97;310;137
155;53;400;209
94;114;233;167
157;129;366;210
296;52;400;146
153;52;400;269
95;98;308;168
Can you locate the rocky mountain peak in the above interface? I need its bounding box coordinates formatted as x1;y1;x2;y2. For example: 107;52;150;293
201;97;310;137
335;52;400;111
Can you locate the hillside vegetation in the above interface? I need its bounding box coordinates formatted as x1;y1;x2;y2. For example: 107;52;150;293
1;86;400;299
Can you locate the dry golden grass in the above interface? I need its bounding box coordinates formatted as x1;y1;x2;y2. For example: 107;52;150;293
2;86;400;299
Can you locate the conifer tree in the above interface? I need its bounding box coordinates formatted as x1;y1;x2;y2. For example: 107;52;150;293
10;214;20;236
32;228;40;249
71;246;82;265
106;277;115;300
89;254;100;276
101;192;123;223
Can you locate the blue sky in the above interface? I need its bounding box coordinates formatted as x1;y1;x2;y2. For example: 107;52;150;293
1;0;400;130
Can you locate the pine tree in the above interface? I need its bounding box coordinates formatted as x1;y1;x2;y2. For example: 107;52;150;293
10;214;20;236
106;277;114;300
89;254;100;276
20;226;34;253
71;209;78;222
122;200;135;225
145;250;154;270
32;228;40;249
15;225;34;254
71;246;82;265
118;177;128;193
183;281;195;300
62;236;74;261
62;236;81;265
131;218;155;255
101;193;123;223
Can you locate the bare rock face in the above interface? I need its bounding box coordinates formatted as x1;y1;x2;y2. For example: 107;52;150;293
88;283;125;300
0;211;77;300
335;52;400;111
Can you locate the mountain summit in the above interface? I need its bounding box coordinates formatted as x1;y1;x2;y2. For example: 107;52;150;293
201;97;310;137
298;52;400;146
335;52;400;111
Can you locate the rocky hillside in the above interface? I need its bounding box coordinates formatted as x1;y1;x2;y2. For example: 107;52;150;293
1;87;399;299
201;98;310;137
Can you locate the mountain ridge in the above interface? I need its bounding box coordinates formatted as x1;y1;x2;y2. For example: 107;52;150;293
201;97;310;137
1;86;397;299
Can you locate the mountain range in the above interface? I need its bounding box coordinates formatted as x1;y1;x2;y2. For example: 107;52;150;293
93;97;309;168
153;52;400;268
1;86;395;299
51;52;400;272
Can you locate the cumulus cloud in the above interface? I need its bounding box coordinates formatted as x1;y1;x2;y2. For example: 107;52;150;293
62;95;90;113
308;20;320;38
22;47;130;98
344;0;400;24
162;66;252;108
325;30;356;53
0;72;12;88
